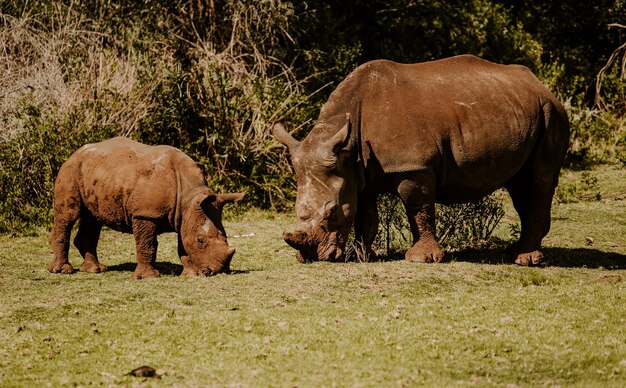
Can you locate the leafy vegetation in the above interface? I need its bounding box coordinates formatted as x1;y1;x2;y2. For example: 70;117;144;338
0;0;624;233
373;193;506;257
1;166;625;386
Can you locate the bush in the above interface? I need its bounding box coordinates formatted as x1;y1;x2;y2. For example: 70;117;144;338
565;103;626;168
0;1;311;232
373;193;506;257
0;11;156;232
0;1;624;233
555;171;602;203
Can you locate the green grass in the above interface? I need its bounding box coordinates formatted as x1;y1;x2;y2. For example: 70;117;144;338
1;166;625;386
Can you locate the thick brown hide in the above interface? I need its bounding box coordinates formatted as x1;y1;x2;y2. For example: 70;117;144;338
274;55;570;265
47;137;244;279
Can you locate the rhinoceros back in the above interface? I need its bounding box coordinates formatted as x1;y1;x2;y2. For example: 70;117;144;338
320;55;569;203
57;137;204;232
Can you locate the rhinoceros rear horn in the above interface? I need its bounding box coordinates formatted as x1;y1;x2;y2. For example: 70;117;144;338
272;122;300;150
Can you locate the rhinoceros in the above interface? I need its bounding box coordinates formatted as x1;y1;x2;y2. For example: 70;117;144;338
47;137;244;279
273;55;569;265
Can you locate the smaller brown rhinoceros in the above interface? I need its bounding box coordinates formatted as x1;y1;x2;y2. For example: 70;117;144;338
47;137;244;279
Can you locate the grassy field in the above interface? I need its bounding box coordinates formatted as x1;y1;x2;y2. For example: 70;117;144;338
0;166;625;387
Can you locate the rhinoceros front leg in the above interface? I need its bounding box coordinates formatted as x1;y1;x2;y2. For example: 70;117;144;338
178;235;202;277
396;173;444;263
353;192;379;261
73;215;107;273
131;218;160;279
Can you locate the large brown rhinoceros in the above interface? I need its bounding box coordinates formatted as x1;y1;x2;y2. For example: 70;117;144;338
273;55;569;266
47;137;244;279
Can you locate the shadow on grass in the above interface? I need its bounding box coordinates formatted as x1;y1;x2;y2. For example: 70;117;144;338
106;262;251;276
107;262;183;275
358;241;626;269
446;247;626;269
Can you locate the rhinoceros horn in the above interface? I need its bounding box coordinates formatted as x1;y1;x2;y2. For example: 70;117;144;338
272;123;300;150
282;229;310;250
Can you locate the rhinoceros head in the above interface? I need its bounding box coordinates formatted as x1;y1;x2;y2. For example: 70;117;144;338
180;192;245;275
273;115;359;262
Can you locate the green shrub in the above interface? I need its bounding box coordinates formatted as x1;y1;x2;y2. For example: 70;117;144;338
373;193;506;257
0;1;308;232
566;104;626;168
0;0;624;234
0;104;116;232
0;11;162;232
436;195;506;250
556;171;602;203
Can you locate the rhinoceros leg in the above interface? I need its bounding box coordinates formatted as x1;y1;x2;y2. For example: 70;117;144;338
506;162;561;266
396;173;444;263
506;172;556;265
353;192;379;261
178;235;201;277
74;215;106;273
48;216;78;274
505;106;567;266
47;179;80;274
131;218;160;279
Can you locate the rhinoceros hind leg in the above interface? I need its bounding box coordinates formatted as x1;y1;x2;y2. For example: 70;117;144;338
48;186;81;274
74;215;107;273
513;250;544;266
505;177;553;266
396;173;444;263
505;115;566;266
79;261;107;273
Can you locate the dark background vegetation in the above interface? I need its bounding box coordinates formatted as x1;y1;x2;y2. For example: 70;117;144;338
1;0;625;233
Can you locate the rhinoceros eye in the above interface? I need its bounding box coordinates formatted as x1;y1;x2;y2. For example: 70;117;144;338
196;235;208;248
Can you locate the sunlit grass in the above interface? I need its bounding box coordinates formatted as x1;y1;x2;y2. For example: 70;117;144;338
0;166;625;386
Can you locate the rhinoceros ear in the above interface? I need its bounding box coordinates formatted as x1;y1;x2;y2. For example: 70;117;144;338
272;122;300;150
213;192;245;210
217;192;245;204
199;192;244;213
325;113;351;153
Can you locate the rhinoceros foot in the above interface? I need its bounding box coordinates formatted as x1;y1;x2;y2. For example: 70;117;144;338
47;259;75;274
132;265;160;279
79;261;107;273
513;250;544;266
405;242;444;263
506;242;544;266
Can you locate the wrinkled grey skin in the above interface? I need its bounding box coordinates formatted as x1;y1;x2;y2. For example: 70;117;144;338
274;55;570;265
47;137;245;279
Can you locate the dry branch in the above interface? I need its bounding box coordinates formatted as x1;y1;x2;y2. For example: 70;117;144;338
594;23;626;111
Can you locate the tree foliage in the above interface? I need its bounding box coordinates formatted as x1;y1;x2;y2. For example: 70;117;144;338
0;0;624;232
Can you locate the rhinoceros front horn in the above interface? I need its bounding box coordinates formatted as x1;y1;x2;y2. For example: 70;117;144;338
272;123;300;150
282;230;309;250
283;230;316;263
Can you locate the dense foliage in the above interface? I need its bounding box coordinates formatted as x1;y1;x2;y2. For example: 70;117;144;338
0;0;624;233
